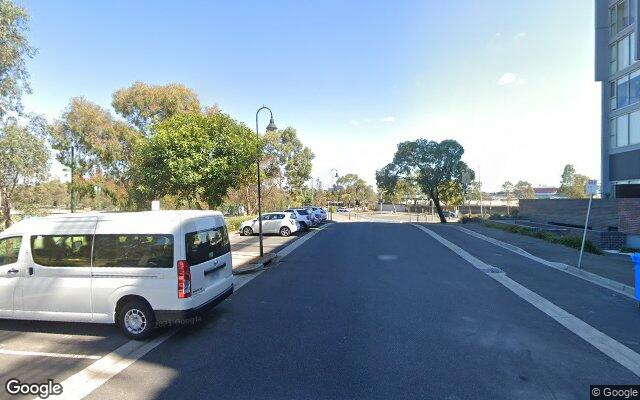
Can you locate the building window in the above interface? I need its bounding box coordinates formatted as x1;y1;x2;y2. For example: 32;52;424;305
618;75;630;107
617;114;630;147
612;0;637;33
631;70;640;104
611;119;617;148
619;35;631;70
611;43;618;73
631;110;640;144
611;81;617;110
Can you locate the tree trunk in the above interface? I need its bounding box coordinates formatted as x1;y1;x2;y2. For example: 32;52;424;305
1;192;11;229
431;192;446;223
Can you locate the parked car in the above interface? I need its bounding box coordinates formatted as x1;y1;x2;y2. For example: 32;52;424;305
337;207;349;213
304;207;320;226
239;212;299;237
0;210;234;339
309;206;326;221
285;208;312;230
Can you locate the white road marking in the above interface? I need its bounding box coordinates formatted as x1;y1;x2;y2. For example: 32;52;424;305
0;349;101;360
48;223;330;400
456;225;635;299
412;224;640;378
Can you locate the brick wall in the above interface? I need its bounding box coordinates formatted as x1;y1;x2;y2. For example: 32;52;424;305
618;198;640;235
519;199;619;231
518;198;640;236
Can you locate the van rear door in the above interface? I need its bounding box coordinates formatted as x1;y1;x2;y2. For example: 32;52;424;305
183;216;232;303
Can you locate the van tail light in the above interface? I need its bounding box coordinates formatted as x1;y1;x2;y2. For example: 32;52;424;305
177;260;192;298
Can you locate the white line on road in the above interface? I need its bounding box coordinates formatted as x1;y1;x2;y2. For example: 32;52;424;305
412;224;640;378
49;223;330;400
455;225;635;299
0;349;101;360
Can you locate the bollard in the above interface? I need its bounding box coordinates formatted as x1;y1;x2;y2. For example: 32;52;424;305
631;253;640;304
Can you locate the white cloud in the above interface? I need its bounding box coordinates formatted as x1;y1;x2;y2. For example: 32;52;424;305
380;116;396;123
513;31;527;41
497;72;518;86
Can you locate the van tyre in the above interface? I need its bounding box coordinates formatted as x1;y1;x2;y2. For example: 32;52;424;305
242;227;253;236
300;222;308;231
280;226;291;237
117;300;155;340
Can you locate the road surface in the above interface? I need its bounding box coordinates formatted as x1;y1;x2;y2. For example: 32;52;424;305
79;222;640;399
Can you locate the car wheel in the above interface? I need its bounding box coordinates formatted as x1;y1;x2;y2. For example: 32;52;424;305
117;299;156;340
242;227;253;236
280;226;291;237
300;222;308;230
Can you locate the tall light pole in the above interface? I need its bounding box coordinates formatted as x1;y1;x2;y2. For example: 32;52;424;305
70;145;76;213
256;106;278;258
330;168;338;220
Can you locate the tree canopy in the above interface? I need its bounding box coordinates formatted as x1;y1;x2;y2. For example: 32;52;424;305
0;0;36;120
558;164;590;198
112;82;201;135
134;112;259;208
0;123;49;227
376;139;473;223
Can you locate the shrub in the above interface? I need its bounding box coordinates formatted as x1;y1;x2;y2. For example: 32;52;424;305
622;246;640;253
225;215;256;233
483;221;603;255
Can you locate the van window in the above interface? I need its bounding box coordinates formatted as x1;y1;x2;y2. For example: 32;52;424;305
93;235;173;269
0;237;21;266
185;226;230;266
31;235;92;267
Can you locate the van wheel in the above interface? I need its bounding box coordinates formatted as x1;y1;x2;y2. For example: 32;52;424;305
242;227;253;236
299;222;308;231
117;300;155;340
280;226;291;237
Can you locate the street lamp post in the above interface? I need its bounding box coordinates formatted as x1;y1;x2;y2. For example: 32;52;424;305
330;168;338;220
255;106;278;258
70;145;76;213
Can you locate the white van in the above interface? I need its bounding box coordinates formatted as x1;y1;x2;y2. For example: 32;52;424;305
0;210;234;339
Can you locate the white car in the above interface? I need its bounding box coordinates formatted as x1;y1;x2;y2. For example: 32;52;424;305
240;212;299;237
285;209;312;230
309;206;326;222
337;207;349;213
0;210;234;339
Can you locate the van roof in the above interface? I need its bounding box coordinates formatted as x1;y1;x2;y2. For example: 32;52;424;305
1;210;224;236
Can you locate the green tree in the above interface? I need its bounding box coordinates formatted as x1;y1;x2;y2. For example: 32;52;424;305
263;127;314;200
49;97;140;208
376;139;474;223
112;82;201;135
0;0;36;120
134;113;259;208
558;164;589;198
0;123;49;227
514;180;536;199
502;181;514;202
335;173;376;209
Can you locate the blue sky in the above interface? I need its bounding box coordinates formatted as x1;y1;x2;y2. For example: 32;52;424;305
20;0;599;191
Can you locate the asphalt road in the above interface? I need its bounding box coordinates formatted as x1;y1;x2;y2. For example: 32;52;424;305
80;222;639;400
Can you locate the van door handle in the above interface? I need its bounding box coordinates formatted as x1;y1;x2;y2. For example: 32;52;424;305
7;268;19;274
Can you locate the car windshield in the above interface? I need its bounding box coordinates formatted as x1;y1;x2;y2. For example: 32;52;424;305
296;209;308;215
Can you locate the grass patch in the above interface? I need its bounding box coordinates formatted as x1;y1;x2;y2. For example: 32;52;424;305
483;221;603;255
621;246;640;254
225;215;256;233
